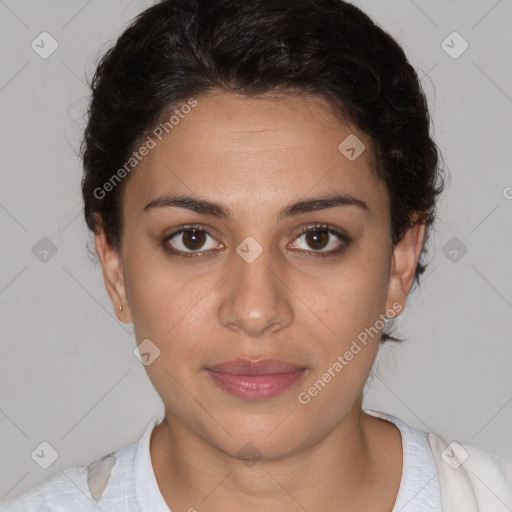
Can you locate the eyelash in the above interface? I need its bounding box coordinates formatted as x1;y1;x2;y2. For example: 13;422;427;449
293;223;350;257
162;223;350;259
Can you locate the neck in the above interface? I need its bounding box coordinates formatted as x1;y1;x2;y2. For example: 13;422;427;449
150;398;402;512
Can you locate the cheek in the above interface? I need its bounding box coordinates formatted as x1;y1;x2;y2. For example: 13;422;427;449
123;252;221;374
122;245;198;340
124;260;212;402
294;264;389;421
309;254;390;340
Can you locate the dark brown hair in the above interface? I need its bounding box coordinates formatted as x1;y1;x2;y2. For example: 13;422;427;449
81;0;444;339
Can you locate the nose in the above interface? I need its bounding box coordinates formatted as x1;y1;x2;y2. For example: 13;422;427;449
218;246;294;337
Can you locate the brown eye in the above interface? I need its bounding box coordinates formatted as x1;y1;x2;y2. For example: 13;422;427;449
305;229;329;250
290;224;349;256
182;229;207;250
163;226;223;257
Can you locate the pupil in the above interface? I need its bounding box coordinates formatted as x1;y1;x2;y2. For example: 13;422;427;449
183;229;206;250
307;230;328;250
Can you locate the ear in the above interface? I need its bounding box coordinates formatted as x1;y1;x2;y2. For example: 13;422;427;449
95;226;132;323
385;220;426;317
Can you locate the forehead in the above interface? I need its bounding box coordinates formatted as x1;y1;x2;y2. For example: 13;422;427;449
123;92;389;218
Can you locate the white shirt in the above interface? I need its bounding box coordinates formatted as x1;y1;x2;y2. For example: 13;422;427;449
367;409;442;511
0;409;441;511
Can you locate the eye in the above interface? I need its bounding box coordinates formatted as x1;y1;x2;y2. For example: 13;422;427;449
163;225;223;257
289;224;350;256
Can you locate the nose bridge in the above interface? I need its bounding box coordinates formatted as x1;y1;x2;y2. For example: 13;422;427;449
218;240;293;336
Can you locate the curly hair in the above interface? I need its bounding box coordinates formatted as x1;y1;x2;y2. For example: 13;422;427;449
81;0;444;340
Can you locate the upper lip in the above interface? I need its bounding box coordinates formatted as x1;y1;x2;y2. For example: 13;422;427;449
206;358;306;375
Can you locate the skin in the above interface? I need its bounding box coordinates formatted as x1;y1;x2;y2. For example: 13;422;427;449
95;91;425;512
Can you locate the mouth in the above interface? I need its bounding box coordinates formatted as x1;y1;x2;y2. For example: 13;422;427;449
204;358;307;400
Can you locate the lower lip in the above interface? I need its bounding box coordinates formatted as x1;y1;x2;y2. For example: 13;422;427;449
205;369;306;400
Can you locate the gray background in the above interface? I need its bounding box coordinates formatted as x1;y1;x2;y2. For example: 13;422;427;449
1;0;511;501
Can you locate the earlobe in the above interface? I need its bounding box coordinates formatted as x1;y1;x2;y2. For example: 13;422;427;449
385;221;426;315
95;228;132;323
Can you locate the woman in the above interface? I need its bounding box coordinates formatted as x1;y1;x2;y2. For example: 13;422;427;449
2;0;511;510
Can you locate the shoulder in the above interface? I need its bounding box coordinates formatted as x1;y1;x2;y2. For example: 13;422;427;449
364;408;443;510
365;409;512;511
0;443;137;512
0;465;92;512
427;432;512;512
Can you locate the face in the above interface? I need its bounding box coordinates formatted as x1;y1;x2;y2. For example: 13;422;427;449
96;91;424;459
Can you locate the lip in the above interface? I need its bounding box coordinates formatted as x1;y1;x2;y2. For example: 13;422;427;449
205;358;307;400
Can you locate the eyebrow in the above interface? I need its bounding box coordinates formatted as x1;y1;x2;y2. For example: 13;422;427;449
143;193;368;220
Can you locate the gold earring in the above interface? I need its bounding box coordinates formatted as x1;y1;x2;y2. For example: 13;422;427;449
119;304;123;313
